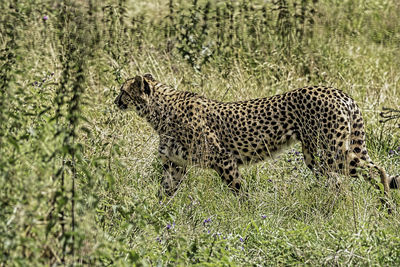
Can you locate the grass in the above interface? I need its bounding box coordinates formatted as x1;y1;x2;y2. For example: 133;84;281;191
1;0;400;265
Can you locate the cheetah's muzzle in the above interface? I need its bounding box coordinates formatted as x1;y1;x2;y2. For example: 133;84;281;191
114;94;128;110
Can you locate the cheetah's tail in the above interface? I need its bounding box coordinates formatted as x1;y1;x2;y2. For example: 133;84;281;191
390;175;400;189
348;102;391;194
367;162;390;194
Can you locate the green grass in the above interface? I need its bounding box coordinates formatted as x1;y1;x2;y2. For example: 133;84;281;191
1;0;400;265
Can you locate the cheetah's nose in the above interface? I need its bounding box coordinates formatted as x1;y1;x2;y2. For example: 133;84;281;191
116;101;127;110
114;95;127;110
114;98;127;110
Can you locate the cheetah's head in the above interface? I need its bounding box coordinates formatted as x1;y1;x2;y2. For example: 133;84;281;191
114;74;156;115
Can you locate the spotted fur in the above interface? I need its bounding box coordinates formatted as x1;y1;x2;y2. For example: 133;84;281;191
115;74;398;209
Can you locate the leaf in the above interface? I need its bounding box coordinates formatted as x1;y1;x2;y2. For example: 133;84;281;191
80;126;92;136
7;136;19;152
128;250;140;262
38;106;51;117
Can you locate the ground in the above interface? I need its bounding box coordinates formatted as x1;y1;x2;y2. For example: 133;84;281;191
1;0;400;265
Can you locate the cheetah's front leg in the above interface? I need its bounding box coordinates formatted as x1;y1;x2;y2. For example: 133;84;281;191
158;137;188;196
159;156;187;196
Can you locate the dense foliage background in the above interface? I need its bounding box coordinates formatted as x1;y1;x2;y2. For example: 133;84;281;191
1;0;400;265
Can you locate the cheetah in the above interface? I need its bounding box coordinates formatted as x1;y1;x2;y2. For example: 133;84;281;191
114;74;399;208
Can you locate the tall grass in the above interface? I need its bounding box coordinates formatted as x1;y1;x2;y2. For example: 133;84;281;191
0;0;399;265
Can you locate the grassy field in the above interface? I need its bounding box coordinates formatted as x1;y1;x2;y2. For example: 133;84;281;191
1;0;400;265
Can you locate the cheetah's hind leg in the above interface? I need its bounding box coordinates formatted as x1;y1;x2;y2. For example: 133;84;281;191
390;175;400;189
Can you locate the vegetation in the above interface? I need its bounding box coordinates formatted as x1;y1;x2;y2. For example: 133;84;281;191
1;0;400;265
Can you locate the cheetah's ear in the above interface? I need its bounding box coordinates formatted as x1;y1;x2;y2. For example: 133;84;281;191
134;75;143;85
134;75;143;84
143;73;156;82
143;78;151;95
133;75;151;95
